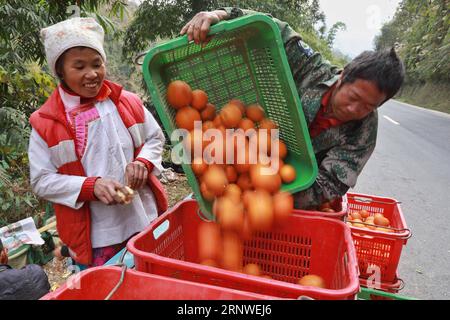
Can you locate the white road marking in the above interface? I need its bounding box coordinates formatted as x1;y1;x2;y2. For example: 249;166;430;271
383;115;400;125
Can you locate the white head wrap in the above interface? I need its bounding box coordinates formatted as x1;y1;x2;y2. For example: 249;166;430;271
40;17;106;76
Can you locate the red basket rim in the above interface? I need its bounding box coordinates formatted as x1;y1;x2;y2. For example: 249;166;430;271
293;195;348;219
127;199;361;300
42;265;283;300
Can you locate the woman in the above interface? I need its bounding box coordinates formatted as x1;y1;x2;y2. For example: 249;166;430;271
28;17;167;268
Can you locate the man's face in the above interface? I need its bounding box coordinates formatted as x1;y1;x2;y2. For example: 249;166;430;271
330;78;387;122
60;47;106;98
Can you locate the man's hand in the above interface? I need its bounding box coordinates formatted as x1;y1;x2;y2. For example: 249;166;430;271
125;161;148;190
180;10;229;44
93;178;131;205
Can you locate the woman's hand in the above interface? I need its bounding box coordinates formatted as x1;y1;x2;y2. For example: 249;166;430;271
52;247;65;261
125;161;148;190
180;10;229;44
94;178;131;205
1;248;9;265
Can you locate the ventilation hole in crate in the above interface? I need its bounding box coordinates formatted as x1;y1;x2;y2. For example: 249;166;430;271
248;46;302;157
152;225;184;261
243;231;313;284
354;237;393;279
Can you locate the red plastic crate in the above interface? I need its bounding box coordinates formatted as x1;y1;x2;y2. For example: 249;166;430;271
293;195;348;220
41;266;280;300
346;193;411;283
127;199;360;300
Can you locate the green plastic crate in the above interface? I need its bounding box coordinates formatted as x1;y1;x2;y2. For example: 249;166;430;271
358;287;416;300
142;14;318;219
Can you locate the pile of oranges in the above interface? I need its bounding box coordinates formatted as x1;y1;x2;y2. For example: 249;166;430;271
346;210;394;233
166;80;328;288
166;80;297;234
317;201;337;213
166;79;311;281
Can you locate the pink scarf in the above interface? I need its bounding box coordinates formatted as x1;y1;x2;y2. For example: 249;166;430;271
58;83;112;158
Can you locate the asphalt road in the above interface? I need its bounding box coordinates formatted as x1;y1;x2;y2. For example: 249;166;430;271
349;99;450;299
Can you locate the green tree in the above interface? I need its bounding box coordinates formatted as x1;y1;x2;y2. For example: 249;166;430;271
325;22;346;48
375;0;449;83
122;0;344;64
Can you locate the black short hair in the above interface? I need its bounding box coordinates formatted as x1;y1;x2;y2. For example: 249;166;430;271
55;54;65;79
342;47;405;101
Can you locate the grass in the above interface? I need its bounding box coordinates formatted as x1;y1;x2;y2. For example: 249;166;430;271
164;173;193;208
396;81;450;114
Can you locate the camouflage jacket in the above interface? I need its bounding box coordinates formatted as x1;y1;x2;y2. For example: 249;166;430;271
222;7;378;209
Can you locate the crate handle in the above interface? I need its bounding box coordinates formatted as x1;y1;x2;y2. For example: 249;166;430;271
134;51;148;66
405;228;413;240
153;219;170;240
386;277;405;291
347;220;410;233
397;277;405;291
210;20;228;34
118;248;128;265
196;208;216;223
183;20;228;46
346;219;412;240
104;263;128;300
394;227;412;240
183;17;230;46
347;195;401;205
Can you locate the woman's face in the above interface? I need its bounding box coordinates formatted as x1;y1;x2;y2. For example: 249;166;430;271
59;47;106;98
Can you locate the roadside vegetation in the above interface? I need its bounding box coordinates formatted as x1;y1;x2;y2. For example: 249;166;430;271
375;0;449;113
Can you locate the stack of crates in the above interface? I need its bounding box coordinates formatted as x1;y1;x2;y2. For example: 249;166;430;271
346;192;411;296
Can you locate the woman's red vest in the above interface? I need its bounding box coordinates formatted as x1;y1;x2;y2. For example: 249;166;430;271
29;80;167;265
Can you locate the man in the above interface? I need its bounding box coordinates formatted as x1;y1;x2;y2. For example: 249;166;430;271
180;8;405;209
0;239;50;300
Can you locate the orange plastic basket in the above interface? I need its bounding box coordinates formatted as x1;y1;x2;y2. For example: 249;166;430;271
127;199;360;300
293;195;348;220
346;193;411;283
41;266;279;300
